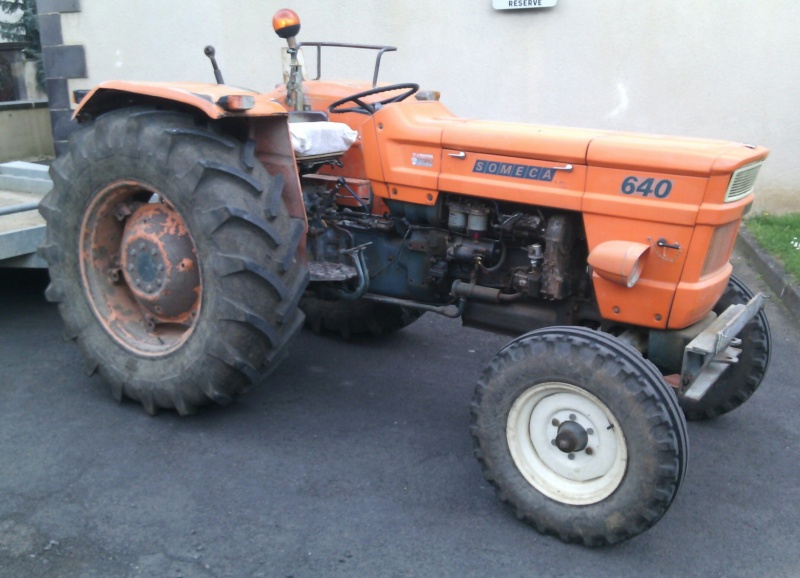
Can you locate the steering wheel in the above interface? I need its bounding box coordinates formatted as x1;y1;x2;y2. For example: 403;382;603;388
328;83;420;115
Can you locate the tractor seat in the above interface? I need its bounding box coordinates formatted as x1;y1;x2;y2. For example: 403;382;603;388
289;119;358;159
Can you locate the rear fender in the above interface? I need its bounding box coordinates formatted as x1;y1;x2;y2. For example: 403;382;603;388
74;81;308;226
74;80;288;121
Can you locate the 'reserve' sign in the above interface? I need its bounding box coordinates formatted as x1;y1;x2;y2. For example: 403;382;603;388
493;0;557;9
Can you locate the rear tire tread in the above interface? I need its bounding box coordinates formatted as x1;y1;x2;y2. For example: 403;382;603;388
202;205;281;247
218;297;281;349
300;295;423;338
199;160;264;196
40;106;308;414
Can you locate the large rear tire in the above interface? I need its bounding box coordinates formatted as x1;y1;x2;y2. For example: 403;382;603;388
471;327;688;546
39;107;309;415
678;274;771;420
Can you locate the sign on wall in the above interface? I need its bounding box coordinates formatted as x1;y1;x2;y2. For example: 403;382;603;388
493;0;557;9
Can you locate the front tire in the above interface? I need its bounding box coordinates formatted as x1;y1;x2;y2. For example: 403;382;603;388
39;107;309;415
471;327;688;546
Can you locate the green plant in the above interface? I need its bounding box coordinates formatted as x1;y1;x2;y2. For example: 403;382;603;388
0;0;44;89
745;213;800;284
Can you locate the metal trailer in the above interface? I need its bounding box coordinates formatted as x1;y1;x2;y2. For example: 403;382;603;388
0;161;50;268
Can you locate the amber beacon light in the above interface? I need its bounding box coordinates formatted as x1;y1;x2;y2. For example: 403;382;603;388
273;9;301;39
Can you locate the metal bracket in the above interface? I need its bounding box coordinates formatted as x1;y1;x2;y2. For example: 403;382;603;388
332;243;372;301
681;292;765;400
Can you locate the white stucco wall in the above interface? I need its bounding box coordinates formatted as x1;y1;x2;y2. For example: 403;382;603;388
61;1;799;213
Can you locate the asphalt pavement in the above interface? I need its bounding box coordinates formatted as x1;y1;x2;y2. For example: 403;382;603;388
1;251;799;578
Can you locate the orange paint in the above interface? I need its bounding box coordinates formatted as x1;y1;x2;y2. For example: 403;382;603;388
79;75;768;331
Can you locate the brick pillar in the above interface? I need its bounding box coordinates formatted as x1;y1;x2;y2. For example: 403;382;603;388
36;0;84;157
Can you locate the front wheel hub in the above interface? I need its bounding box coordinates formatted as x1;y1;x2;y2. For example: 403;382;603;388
120;203;200;323
555;420;589;453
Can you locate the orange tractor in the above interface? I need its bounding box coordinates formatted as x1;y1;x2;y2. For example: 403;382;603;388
39;9;771;545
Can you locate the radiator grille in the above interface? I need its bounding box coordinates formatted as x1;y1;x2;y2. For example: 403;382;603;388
701;221;739;279
725;162;763;202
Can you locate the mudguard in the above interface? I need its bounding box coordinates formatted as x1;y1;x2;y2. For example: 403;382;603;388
72;81;307;224
73;80;288;120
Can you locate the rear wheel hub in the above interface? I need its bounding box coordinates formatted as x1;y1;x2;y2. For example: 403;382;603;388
120;203;200;322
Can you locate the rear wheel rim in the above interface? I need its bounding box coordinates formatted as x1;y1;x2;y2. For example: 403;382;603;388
80;180;202;356
507;382;627;505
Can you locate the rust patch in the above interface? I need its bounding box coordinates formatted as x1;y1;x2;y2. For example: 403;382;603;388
119;203;201;324
80;180;202;356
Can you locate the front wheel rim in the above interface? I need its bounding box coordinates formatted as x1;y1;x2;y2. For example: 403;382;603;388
507;382;627;505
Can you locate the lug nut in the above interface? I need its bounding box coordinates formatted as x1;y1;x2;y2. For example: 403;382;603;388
586;447;594;456
551;418;560;427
